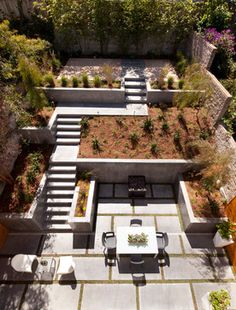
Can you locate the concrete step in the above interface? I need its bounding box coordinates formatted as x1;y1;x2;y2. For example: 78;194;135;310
56;138;80;145
125;81;146;89
125;95;147;103
125;76;145;82
44;223;72;232
47;174;76;181
57;124;81;130
46;190;74;197
46;215;69;222
57;118;82;124
48;166;76;173
47;182;75;188
56;131;81;137
46;206;71;214
46;198;73;206
125;88;146;95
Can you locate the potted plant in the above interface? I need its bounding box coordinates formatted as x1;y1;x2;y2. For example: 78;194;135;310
213;220;236;247
208;289;231;310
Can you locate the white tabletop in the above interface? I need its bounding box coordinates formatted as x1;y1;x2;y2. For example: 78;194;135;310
116;226;158;255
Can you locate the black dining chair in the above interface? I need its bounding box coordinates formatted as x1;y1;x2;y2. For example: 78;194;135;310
130;219;142;227
130;254;144;265
154;232;169;259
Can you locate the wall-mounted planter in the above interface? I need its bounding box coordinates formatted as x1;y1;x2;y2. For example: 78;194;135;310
41;87;125;104
68;178;96;232
146;82;205;104
176;175;226;233
213;231;234;247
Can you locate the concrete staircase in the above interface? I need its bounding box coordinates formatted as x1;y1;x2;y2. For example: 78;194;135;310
56;114;82;145
43;162;77;232
124;76;147;104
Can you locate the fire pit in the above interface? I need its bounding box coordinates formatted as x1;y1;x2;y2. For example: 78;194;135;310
128;175;147;198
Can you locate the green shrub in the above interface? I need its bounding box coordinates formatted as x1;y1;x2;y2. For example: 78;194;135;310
72;76;79;88
94;75;101;88
82;73;89;88
176;51;188;76
44;74;55;88
129;132;139;147
178;79;184;89
209;289;231;310
162;122;169;133
173;131;180;143
51;56;61;73
216;220;236;240
143;118;154;133
78;170;92;181
61;76;67;87
81;117;89;136
167;76;174;89
92;137;101;152
151;143;158;154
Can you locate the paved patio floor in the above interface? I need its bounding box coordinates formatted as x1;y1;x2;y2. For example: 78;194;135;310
0;184;235;310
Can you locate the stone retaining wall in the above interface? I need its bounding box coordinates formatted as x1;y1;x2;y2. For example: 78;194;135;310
188;32;217;69
215;124;236;202
43;87;125;104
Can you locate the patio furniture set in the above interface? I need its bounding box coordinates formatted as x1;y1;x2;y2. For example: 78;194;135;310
102;219;169;268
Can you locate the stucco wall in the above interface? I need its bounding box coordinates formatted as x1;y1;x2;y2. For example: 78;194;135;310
188;32;217;69
207;71;232;125
215;124;236;202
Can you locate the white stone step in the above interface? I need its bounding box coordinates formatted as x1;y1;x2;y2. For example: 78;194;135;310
47;174;76;181
47;182;75;188
56;138;80;145
125;76;145;81
125;81;146;88
125;88;146;95
57;124;81;130
46;190;74;197
57;118;82;124
46;198;72;206
48;166;76;173
125;95;147;103
44;223;72;231
56;131;81;137
46;206;71;214
46;215;69;222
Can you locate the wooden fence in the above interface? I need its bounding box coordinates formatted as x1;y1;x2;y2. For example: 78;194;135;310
226;196;236;272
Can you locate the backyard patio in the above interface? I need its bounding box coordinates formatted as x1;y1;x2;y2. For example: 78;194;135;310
0;184;235;310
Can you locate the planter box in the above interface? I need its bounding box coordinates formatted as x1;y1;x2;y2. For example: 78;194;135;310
68;178;97;232
213;231;234;247
176;175;226;233
42;87;125;104
0;174;48;232
146;82;205;104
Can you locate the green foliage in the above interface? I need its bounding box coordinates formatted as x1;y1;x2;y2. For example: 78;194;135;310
51;54;61;73
26;152;43;185
150;143;158;155
103;65;113;87
92;137;101;152
94;75;101;88
61;76;68;87
129;132;139;147
43;73;55;87
78;170;92;181
162;122;169;133
176;51;188;76
81;117;90;136
216;221;236;240
167;76;174;89
209;289;231;310
72;76;79;87
82;73;89;88
143;118;154;133
178;79;184;89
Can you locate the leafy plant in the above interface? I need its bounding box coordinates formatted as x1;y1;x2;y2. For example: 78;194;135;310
176;51;188;76
116;117;124;126
72;76;79;88
94;75;101;88
128;233;148;244
173;130;180;143
159;65;170;89
209;289;231;310
82;73;89;88
162;122;169;133
61;76;67;87
44;73;55;88
208;198;219;217
178;79;184;89
167;76;174;89
216;220;236;240
129;132;139;147
92;137;101;152
143;118;154;133
103;64;113;87
78;170;92;181
151;143;158;155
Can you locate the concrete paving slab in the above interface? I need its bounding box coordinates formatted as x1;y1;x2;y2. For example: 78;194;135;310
139;283;194;310
166;234;183;254
97;199;133;214
134;199;177;215
156;216;182;233
114;216;155;230
81;284;136;310
98;184;113;198
211;256;235;280
152;184;174;199
41;233;86;255
0;284;25;310
114;184;128;197
192;282;236;310
163;257;215;280
88;216;112;254
51;145;78;161
0;234;41;255
21;283;81;310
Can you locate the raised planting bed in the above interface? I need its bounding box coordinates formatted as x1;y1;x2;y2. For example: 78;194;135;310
78;107;213;159
176;175;226;233
68;176;96;232
0;145;52;213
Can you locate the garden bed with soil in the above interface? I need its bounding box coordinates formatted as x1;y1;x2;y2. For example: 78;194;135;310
78;107;213;159
0;144;53;213
75;179;90;217
184;175;226;218
30;107;54;127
